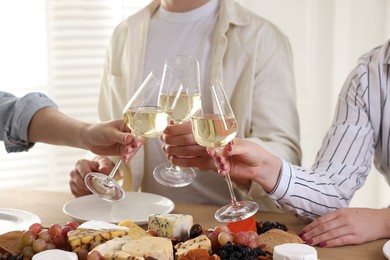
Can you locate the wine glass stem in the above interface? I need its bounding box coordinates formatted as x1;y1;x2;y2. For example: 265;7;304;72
225;171;239;206
108;159;122;179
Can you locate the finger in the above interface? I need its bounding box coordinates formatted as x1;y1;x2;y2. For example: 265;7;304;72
318;234;362;247
301;211;339;235
163;121;192;135
96;157;114;174
161;132;196;146
163;144;207;157
168;155;214;172
308;225;360;247
69;169;91;196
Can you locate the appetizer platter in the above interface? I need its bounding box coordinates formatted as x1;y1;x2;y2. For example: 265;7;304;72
0;213;310;260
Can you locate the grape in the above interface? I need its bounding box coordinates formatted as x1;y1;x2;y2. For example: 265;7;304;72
218;231;233;246
214;225;230;235
233;231;249;246
246;231;258;241
87;250;103;260
189;223;203;238
247;239;259;249
38;230;52;243
205;231;220;250
61;225;74;238
32;238;47;253
216;242;266;260
77;249;89;260
52;235;68;249
46;243;56;250
22;246;35;258
66;220;79;230
19;230;36;247
48;223;62;237
29;223;43;235
256;221;287;234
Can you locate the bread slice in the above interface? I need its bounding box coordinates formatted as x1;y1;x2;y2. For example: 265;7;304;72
0;230;23;255
257;228;304;254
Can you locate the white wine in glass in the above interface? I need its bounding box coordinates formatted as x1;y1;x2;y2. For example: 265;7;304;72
153;55;201;187
191;79;259;222
85;70;179;202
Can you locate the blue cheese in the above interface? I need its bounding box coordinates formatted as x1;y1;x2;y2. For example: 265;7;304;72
147;214;193;239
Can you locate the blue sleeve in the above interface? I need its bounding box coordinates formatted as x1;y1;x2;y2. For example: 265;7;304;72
0;91;58;153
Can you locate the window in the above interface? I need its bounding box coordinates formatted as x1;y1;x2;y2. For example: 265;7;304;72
0;0;151;191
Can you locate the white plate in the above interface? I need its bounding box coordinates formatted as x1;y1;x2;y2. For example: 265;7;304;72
63;192;174;225
0;208;41;234
384;240;390;260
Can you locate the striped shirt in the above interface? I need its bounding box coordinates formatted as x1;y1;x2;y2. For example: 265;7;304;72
269;39;390;220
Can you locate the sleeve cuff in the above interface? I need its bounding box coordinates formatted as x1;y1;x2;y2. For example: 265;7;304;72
268;159;293;201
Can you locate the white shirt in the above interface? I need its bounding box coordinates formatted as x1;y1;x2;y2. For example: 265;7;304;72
269;39;390;219
142;0;230;205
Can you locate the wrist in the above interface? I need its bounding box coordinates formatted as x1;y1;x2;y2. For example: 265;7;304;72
78;123;92;150
252;155;282;193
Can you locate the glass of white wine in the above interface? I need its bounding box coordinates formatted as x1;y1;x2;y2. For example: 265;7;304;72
191;79;259;222
85;70;181;202
153;55;201;187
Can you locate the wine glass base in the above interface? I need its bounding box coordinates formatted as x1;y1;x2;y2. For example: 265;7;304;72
215;201;259;223
153;162;196;187
85;172;125;202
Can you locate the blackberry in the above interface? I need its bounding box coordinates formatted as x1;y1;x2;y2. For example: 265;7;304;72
256;221;287;234
216;242;266;260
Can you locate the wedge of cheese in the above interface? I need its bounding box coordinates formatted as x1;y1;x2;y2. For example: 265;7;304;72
67;228;129;253
122;237;173;260
148;214;193;240
174;234;212;258
117;219;152;240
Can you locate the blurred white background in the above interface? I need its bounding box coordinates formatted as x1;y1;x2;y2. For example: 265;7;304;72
0;0;389;208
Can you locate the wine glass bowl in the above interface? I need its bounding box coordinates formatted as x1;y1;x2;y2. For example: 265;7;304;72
191;79;259;222
153;55;201;187
85;70;172;202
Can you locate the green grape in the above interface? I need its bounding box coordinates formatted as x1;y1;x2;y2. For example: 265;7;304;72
32;238;47;253
22;246;35;258
218;231;233;246
19;230;36;247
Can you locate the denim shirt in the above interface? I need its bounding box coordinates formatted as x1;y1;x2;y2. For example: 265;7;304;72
0;91;57;153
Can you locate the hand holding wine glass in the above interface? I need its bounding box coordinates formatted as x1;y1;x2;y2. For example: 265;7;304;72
191;79;259;222
85;70;179;202
153;55;201;187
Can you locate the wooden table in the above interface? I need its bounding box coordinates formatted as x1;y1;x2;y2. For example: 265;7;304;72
0;188;388;259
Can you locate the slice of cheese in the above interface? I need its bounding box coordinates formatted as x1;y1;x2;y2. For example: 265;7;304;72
103;250;145;260
91;236;133;256
67;228;129;253
122;237;173;260
117;219;152;240
148;214;193;240
174;234;212;258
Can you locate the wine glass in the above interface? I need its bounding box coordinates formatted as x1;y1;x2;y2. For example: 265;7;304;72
153;55;201;187
85;70;180;202
191;79;259;222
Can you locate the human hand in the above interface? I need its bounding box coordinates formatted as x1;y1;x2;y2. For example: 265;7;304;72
81;119;145;161
299;208;390;247
160;121;214;171
69;156;114;197
208;138;281;192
